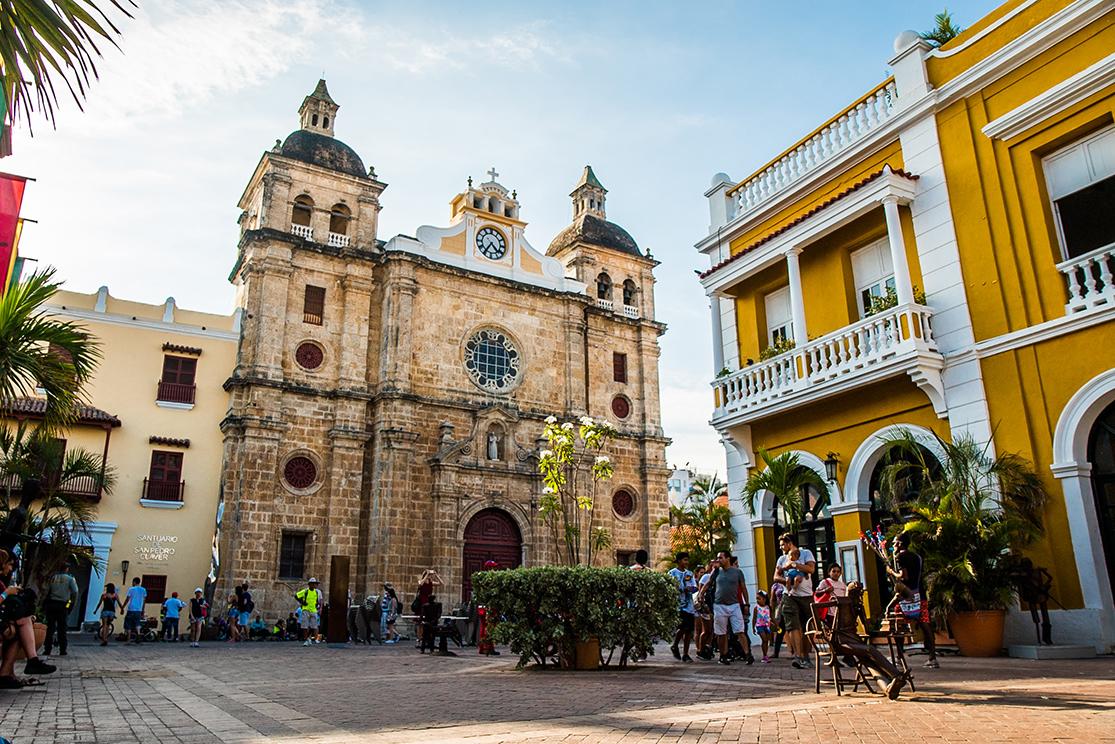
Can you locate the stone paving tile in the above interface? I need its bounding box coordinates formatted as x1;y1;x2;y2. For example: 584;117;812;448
0;637;1113;742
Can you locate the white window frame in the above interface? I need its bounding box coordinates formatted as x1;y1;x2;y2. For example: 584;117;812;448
850;237;896;318
764;286;793;346
1042;124;1115;261
835;540;865;586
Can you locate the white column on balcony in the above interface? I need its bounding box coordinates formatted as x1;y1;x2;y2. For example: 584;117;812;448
710;294;725;374
785;247;808;347
881;195;916;306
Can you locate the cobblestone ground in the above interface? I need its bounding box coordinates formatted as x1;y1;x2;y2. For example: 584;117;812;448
1;636;1112;743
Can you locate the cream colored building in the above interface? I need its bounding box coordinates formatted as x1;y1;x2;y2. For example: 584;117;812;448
30;287;239;627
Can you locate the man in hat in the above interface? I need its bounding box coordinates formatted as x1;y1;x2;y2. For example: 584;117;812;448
296;578;323;646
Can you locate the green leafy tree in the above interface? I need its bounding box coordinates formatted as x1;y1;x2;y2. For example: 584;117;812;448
741;448;828;533
0;0;134;132
0;268;101;429
655;474;736;567
876;428;1048;621
921;9;964;48
537;415;616;567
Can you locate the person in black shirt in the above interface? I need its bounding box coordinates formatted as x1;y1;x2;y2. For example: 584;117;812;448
887;532;938;667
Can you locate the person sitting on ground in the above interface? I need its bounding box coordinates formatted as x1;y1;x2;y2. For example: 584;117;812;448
0;549;56;689
833;581;910;700
286;612;299;641
249;614;268;640
272;618;286;640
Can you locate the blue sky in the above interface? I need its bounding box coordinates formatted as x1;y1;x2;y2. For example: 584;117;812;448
5;0;1001;474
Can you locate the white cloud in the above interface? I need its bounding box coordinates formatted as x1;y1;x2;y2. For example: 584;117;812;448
364;20;564;74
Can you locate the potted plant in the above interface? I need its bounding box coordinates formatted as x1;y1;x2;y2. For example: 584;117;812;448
877;430;1047;656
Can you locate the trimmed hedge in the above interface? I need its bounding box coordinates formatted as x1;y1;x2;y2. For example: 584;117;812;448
473;565;678;668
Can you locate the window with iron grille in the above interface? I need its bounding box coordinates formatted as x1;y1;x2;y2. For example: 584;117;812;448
146;451;183;502
613;352;627;383
142;574;167;605
279;533;307;580
303;285;325;325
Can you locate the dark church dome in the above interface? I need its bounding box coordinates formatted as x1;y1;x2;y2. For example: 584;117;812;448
280;129;367;179
547;214;642;257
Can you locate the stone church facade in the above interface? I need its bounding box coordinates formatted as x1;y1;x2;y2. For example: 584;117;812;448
218;81;670;615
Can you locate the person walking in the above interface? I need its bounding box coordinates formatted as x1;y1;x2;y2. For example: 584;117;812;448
162;592;187;643
296;578;323;646
694;560;717;660
41;566;80;656
712;551;752;665
413;570;442;648
381;584;399;643
238;583;255;641
668;552;697;662
188;588;208;647
774;532;815;669
122;577;147;646
227;590;241;642
97;583;119;646
888;532;939;668
752;590;773;662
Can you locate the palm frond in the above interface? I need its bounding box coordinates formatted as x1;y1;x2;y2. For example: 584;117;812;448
742;448;828;532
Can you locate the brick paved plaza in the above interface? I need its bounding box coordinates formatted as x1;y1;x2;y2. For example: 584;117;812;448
0;637;1112;743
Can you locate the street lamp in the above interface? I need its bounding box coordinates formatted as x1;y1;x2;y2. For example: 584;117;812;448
824;453;839;483
121;560;130;585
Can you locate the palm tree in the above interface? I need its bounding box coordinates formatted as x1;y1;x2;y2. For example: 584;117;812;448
0;0;134;136
0;267;101;430
655;474;736;567
741;449;829;533
921;9;964;48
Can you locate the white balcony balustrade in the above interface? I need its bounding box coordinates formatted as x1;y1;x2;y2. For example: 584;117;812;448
596;298;614;311
1058;243;1115;314
327;232;350;248
712;303;944;424
731;81;897;216
622;305;639;319
291;224;313;240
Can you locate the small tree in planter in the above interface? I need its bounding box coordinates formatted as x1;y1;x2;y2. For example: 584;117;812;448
537;415;616;567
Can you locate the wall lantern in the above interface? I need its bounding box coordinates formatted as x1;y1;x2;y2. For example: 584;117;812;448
121;560;130;583
824;452;839;483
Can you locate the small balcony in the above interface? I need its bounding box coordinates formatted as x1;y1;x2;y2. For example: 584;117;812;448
1058;243;1114;314
327;232;350;248
596;298;614;311
711;303;946;427
0;472;104;502
622;304;639;319
157;381;196;406
142;479;184;503
290;224;313;240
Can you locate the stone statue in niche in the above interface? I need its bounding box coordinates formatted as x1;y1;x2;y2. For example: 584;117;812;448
487;432;501;461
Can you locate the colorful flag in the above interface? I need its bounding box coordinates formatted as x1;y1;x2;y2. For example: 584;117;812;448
0;173;27;292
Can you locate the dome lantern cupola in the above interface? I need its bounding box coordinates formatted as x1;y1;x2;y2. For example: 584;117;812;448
571;165;607;220
299;79;339;138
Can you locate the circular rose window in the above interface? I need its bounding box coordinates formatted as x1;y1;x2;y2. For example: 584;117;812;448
463;328;520;393
611;396;630;419
295;342;324;370
284;456;317;490
612;490;635;518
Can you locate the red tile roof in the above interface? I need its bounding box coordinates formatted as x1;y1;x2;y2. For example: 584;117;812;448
3;397;121;427
699;167;919;281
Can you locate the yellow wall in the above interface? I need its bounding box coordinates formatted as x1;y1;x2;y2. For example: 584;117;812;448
45;289;237;614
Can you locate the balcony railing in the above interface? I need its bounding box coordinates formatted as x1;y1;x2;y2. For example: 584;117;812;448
157;381;196;405
730;79;897;216
327;232;350;248
0;472;103;501
143;479;184;503
596;298;614;311
622;304;639;319
713;303;940;422
290;224;313;240
1058;243;1115;314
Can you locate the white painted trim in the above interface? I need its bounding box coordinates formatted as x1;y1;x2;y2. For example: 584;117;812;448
140;498;185;510
835;539;867;586
45;305;240;343
983;52;1115;141
843;423;947;507
972;303;1115;360
155;401;195;412
75;521;117;624
1052;367;1115;465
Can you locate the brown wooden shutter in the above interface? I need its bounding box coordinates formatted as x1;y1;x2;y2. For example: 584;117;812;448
613;352;627;383
303;285;325;325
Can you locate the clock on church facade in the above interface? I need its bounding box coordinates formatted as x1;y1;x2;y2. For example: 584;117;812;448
217;81;670;616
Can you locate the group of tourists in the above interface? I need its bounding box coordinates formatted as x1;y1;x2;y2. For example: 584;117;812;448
663;532;939;699
92;579;210;647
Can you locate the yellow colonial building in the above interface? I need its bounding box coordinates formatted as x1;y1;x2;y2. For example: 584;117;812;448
9;288;239;628
697;0;1115;652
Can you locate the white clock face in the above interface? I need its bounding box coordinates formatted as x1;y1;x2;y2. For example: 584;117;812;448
476;227;507;260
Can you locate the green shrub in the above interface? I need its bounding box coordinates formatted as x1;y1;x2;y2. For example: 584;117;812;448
473;565;678;669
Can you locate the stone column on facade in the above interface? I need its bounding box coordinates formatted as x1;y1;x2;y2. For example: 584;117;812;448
259;169;293;232
254;251;295;380
563;309;587;415
881;195;916;307
379;267;419;393
324;428;371;597
720;430;758;593
784;247;809;347
366;422;419;592
356;192;381;248
338;269;374;394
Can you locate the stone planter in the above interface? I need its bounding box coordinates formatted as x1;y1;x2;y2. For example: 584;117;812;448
950;610;1006;657
573;638;600;670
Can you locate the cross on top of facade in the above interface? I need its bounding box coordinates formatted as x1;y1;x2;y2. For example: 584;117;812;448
487;167;499;182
